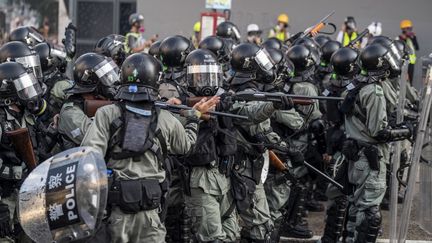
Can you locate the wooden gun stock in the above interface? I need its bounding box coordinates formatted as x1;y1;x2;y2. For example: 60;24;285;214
269;150;288;172
5;128;37;171
84;100;115;117
292;98;315;106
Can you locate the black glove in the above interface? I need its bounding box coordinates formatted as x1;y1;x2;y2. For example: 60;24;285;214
0;202;12;238
273;96;293;110
287;149;304;167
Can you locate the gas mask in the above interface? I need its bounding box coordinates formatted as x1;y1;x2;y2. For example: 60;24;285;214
186;63;223;96
12;72;46;115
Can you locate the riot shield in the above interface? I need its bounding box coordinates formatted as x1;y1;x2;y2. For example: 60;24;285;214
18;147;108;243
389;61;408;243
397;60;432;242
416;55;432;235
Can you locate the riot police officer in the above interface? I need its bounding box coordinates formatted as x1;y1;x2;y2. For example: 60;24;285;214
319;47;360;243
81;52;217;242
229;43;294;242
0;62;44;242
58;53;119;149
94;34;127;66
158;35;194;100
341;44;411;242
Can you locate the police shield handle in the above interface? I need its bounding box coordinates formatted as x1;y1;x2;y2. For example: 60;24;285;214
83;99;115;117
5;128;37;171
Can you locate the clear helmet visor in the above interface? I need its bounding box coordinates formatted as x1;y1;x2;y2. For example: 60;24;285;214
15;54;43;81
385;51;401;72
255;48;275;71
186;64;223;88
13;72;43;100
231;26;241;40
18;146;108;243
389;42;403;63
94;59;120;87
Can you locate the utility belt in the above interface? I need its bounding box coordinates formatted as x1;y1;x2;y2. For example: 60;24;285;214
342;139;381;171
107;176;168;214
234;147;264;185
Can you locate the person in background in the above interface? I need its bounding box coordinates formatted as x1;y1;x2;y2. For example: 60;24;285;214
268;13;290;42
398;19;419;84
246;24;262;45
361;21;382;48
336;16;359;47
124;13;158;54
191;21;201;48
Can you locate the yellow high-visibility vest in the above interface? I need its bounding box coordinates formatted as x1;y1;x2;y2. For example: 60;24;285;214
405;38;417;64
124;32;140;54
343;32;358;47
269;27;286;42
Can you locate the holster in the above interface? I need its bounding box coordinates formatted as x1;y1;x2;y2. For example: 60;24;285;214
362;144;380;171
230;171;256;214
108;178;162;214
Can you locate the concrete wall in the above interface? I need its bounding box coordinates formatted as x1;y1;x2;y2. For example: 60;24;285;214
138;0;432;86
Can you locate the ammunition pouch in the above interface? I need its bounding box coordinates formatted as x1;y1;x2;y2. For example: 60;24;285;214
231;171;256;214
108;178;162;214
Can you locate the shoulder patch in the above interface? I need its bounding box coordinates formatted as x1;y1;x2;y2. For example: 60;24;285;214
375;85;384;96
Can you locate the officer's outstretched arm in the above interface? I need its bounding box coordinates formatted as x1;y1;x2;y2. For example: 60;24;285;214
231;101;276;124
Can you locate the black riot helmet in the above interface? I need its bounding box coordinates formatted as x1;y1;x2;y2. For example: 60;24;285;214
231;43;279;84
116;53;162;102
9;26;45;46
199;36;230;64
0;62;46;114
185;49;223;96
287;45;320;74
321;40;341;65
369;36;403;64
262;37;283;50
0;41;43;81
159;35;194;68
94;34;126;66
34;42;68;74
230;43;261;73
148;40;162;59
314;35;331;47
293;37;321;53
330;47;360;78
70;53;120;98
266;48;294;87
360;44;400;78
216;21;241;42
